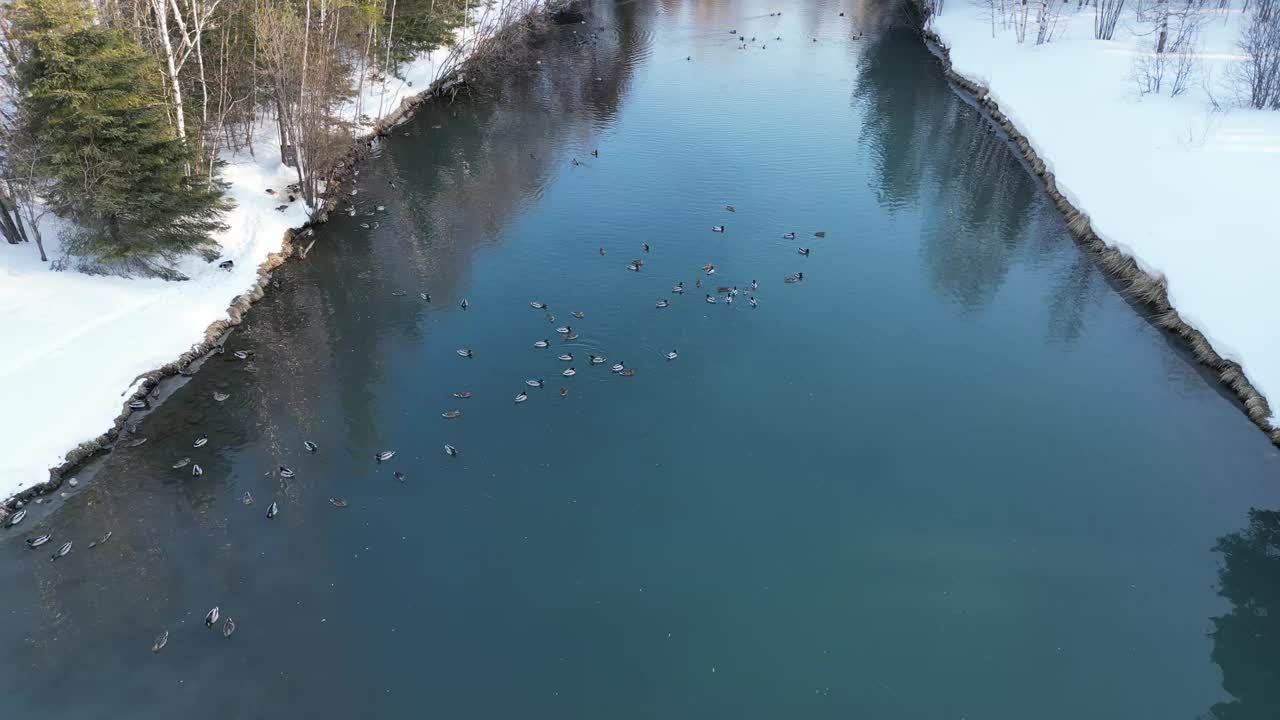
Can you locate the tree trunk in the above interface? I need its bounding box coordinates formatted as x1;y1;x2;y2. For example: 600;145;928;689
153;0;188;140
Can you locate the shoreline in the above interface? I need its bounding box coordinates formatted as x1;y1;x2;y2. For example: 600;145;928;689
0;2;555;518
910;2;1278;449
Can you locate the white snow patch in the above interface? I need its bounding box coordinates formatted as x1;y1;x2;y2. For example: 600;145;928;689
931;4;1280;425
0;1;542;501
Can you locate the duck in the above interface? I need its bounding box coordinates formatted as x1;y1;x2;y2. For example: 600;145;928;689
304;440;318;452
784;272;804;283
672;282;684;294
205;607;220;627
279;466;296;478
619;369;636;377
726;205;736;212
242;491;254;505
571;158;580;166
666;350;678;360
460;299;469;310
172;457;189;469
589;354;606;365
152;631;169;653
390;290;406;297
814;231;826;237
193;435;208;448
726;294;734;305
559;387;569;397
525;379;544;388
442;409;463;418
223;618;236;639
731;286;739;296
26;533;50;548
51;541;72;560
559;353;574;362
533;339;550;348
656;299;670;308
457;348;474;358
547;313;556;323
515;391;529;403
749;296;759;308
706;267;716;276
599;248;606;256
751;279;758;290
591;149;599;157
377;450;396;462
444;444;458;457
88;531;112;549
782;232;796;240
556;326;571;334
712;225;725;233
695;279;702;288
6;509;26;527
628;261;642;272
266;501;279;519
128;399;148;410
706;295;717;304
233;350;251;360
612;362;626;373
126;438;148;448
453;391;473;399
799;247;811;256
643;243;651;252
572;311;585;319
213;391;230;402
191;464;204;477
329;497;348;508
393;471;406;482
563;368;577;377
420;292;430;301
563;333;579;341
530;301;547;310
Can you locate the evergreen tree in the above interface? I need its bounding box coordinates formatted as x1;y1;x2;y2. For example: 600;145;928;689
14;0;229;274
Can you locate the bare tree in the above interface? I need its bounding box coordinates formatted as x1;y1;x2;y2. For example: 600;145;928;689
1238;0;1280;108
1095;0;1126;39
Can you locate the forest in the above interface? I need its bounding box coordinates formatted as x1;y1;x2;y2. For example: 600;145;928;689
0;0;528;274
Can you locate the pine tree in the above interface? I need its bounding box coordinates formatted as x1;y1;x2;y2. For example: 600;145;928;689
14;0;229;274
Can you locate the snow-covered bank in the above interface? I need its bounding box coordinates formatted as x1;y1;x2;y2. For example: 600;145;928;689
0;2;545;504
925;3;1280;435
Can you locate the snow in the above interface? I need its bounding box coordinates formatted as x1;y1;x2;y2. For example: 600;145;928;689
929;4;1280;425
0;2;541;502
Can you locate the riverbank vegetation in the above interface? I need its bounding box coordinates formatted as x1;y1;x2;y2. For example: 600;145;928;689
0;0;508;274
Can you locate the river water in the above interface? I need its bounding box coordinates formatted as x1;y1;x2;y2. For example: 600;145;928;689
4;1;1279;718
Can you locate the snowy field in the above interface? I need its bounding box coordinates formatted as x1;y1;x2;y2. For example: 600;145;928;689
929;2;1280;429
0;7;534;502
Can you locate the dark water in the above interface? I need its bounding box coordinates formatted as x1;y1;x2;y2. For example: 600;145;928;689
4;1;1279;718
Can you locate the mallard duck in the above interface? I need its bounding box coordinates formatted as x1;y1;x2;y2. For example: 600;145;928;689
453;391;473;399
442;410;463;418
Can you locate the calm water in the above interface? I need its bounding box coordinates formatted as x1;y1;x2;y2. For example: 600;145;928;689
4;1;1279;718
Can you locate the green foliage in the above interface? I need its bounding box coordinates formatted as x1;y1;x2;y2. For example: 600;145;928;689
14;0;228;271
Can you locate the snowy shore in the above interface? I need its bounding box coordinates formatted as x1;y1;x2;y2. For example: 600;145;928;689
0;4;542;504
926;3;1280;435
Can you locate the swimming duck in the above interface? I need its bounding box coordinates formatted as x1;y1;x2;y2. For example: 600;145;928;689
223;618;236;638
731;286;739;296
706;295;717;304
213;391;230;402
666;350;678;360
193;435;208;448
564;333;579;341
572;311;585;319
445;444;458;457
612;362;626;373
443;410;463;418
563;368;577;377
749;296;759;308
590;354;606;365
51;541;72;560
304;440;318;452
191;464;204;477
377;450;396;462
233;350;251;360
205;607;220;628
673;282;684;294
726;205;736;212
6;509;26;527
619;369;636;377
460;299;469;310
706;267;716;276
628;261;642;272
556;326;571;334
572;158;580;166
525;379;544;388
330;498;348;508
695;279;702;288
656;299;670;308
592;149;599;157
242;491;254;505
785;272;804;283
530;301;547;310
266;501;279;519
515;391;529;403
712;225;725;233
126;438;148;448
782;232;796;240
88;531;112;549
559;353;574;361
213;345;225;355
173;457;190;469
152;631;169;653
394;471;406;482
453;391;473;399
599;248;606;256
457;348;474;358
643;243;651;252
726;294;734;305
420;292;430;301
547;313;556;323
751;279;758;290
27;533;49;548
391;290;406;297
799;248;811;256
279;466;296;478
534;339;550;348
128;399;148;410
